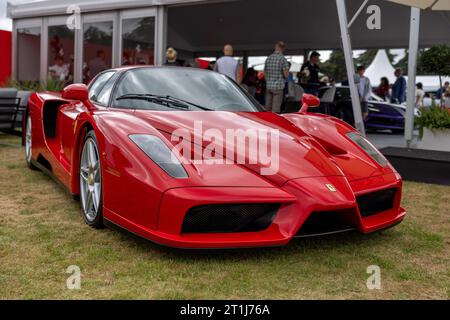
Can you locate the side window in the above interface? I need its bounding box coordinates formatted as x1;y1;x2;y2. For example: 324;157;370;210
111;72;146;109
96;72;121;106
89;72;115;102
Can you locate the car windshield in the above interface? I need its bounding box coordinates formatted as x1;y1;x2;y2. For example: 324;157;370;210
112;67;264;112
370;92;384;102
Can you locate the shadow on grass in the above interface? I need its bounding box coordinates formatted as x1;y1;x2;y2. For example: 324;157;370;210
104;219;396;262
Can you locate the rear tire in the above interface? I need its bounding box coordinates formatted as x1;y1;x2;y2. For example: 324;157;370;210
79;130;104;229
25;114;38;170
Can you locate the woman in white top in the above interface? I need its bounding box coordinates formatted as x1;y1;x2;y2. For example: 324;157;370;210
415;82;425;108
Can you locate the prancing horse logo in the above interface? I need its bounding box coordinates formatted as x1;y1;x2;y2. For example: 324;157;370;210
326;184;337;192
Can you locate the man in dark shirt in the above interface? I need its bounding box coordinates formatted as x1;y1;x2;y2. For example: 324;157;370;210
391;68;407;104
299;51;321;94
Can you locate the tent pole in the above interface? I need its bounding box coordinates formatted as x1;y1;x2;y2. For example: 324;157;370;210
155;5;168;66
348;0;370;29
405;7;421;147
336;0;365;136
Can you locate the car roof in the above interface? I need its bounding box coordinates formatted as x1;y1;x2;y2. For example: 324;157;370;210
89;65;212;86
108;65;210;73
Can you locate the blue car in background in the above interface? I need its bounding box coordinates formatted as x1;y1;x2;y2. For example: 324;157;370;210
317;86;414;133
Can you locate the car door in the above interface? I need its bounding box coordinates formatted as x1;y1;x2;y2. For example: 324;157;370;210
58;71;117;170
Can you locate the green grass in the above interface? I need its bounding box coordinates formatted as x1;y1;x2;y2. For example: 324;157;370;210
0;133;449;299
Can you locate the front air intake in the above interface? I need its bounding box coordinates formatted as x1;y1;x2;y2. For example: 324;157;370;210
294;209;357;238
356;188;397;218
181;203;280;234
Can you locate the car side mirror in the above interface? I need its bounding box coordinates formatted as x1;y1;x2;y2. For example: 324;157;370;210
300;94;320;113
61;84;89;102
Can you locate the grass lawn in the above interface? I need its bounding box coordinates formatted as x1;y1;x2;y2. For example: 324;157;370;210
0;133;449;300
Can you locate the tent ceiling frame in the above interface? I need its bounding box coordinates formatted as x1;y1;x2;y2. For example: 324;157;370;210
348;0;370;28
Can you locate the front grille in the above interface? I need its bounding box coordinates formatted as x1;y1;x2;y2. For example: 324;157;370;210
181;203;280;234
294;210;356;238
356;188;397;218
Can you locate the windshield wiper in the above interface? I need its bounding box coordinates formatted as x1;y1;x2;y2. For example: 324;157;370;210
164;95;213;111
116;94;212;111
116;94;189;111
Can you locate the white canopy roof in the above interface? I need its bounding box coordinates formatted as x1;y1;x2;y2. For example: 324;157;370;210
0;0;12;31
389;0;450;10
410;75;450;91
365;50;397;85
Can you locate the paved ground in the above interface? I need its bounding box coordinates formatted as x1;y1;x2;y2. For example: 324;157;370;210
367;131;420;149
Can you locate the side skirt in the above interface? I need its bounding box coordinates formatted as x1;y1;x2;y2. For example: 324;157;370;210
30;158;78;200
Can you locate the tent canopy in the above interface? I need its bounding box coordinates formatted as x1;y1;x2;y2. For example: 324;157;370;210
389;0;450;10
166;0;450;56
8;0;450;55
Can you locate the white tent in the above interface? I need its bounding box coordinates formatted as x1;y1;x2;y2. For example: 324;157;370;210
365;50;450;91
410;75;450;92
0;0;12;31
365;50;397;86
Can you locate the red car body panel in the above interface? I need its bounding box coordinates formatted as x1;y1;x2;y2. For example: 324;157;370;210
26;67;405;249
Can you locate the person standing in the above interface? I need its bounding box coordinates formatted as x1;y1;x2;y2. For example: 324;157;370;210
264;41;290;113
214;44;241;83
242;67;258;97
355;65;371;120
375;77;390;101
299;51;321;94
164;47;182;66
436;81;449;103
443;88;450;109
391;68;407;104
415;82;425;108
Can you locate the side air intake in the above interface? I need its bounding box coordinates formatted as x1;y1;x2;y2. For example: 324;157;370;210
356;188;397;218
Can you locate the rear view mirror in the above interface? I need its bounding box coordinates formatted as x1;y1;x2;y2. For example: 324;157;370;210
61;84;89;101
300;94;320;113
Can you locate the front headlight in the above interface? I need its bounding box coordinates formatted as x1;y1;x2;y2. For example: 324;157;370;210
346;132;388;167
129;134;188;179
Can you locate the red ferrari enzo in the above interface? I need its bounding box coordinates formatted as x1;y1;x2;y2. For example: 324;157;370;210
25;66;405;249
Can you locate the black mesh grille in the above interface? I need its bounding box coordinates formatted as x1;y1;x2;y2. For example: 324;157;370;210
356;188;397;218
181;203;280;234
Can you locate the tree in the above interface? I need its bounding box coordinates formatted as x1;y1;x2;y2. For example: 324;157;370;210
320;50;349;83
355;49;397;68
355;49;377;68
420;45;450;88
124;17;155;49
394;49;426;75
321;49;398;83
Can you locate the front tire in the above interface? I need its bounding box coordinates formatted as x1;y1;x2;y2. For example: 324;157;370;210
79;130;104;229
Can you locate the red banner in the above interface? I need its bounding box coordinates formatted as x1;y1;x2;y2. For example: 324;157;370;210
0;29;12;85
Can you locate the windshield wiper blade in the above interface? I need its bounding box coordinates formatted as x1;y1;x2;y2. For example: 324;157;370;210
164;95;213;111
116;94;189;110
117;93;212;111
